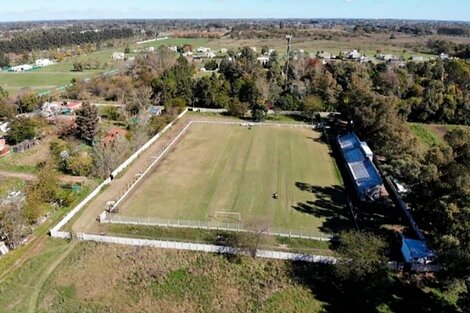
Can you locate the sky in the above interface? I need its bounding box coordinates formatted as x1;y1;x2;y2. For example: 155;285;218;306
0;0;469;22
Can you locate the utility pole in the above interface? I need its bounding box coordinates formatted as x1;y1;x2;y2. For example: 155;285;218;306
284;34;293;88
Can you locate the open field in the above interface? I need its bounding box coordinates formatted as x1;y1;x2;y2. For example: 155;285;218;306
138;34;449;58
409;122;469;147
0;49;118;95
0;240;453;313
118;123;346;234
0;137;53;173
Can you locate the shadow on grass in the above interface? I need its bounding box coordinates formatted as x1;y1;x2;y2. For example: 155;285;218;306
288;262;458;313
293;183;351;234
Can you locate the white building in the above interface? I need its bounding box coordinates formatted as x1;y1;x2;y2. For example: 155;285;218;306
0;242;9;256
439;53;450;60
250;47;257;52
412;56;424;62
220;48;228;54
257;56;270;66
317;51;332;59
112;52;125;60
168;46;178;52
346;50;362;60
197;47;211;53
146;47;155;52
10;64;33;72
268;49;276;56
35;59;53;67
182;51;193;57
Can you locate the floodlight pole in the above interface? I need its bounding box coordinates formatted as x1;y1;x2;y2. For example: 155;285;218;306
284;34;293;88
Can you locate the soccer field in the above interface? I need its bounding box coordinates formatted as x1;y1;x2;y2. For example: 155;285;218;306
118;123;346;234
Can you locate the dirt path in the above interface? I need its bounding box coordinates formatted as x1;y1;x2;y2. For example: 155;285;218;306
27;241;77;313
72;118;191;233
0;170;89;184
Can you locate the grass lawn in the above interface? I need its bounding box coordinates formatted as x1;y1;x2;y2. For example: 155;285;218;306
118;123;346;235
0;49;117;95
409;123;444;147
35;241;326;313
0;137;53;173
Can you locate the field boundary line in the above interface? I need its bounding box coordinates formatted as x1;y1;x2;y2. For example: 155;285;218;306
100;212;334;241
50;109;188;239
76;232;337;264
192;120;315;128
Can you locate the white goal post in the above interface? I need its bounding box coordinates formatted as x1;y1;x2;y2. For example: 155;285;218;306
215;211;242;221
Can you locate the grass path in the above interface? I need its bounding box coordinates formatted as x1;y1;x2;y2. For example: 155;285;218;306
28;241;77;313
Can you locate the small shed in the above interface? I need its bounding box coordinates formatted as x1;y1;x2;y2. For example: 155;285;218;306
401;237;436;264
0;241;9;256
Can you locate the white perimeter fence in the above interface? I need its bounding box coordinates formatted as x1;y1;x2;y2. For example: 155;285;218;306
50;109;189;239
100;212;334;242
76;232;337;264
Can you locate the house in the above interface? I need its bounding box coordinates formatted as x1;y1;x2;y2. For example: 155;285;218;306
35;58;53;67
337;132;384;201
101;127;128;146
0;241;9;256
317;51;332;59
439;53;450;60
257;56;270;66
112;52;125;60
0;122;9;133
377;54;397;61
220;48;228;54
0;139;10;158
196;47;211;53
250;47;257;52
65;100;82;112
41;101;63;118
148;106;162;116
9;64;33;72
346;50;362;60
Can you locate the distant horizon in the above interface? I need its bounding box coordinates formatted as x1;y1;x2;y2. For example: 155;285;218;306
1;17;470;24
0;0;469;23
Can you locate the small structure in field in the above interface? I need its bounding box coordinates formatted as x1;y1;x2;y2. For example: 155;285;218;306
9;64;33;72
0;241;9;256
0;139;10;158
35;58;53;67
11;139;37;153
112;52;125;60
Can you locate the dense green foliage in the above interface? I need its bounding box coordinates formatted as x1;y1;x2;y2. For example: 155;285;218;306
0;27;134;54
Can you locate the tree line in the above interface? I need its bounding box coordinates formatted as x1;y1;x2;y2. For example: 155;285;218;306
0;27;134;54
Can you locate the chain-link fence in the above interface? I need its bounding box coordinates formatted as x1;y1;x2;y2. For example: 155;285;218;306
100;212;334;242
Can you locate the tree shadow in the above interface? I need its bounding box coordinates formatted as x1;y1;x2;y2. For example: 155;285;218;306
287;262;458;313
293;182;351;234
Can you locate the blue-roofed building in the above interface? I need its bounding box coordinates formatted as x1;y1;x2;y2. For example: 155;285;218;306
401;237;436;264
148;106;162;116
338;132;383;201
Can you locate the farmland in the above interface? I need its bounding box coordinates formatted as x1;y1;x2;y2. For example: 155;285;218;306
116;122;346;235
0;49;118;95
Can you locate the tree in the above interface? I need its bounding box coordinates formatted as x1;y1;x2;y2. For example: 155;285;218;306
334;231;388;284
303;95;323;121
0;87;15;118
75;102;99;144
5;117;37;145
0;202;30;249
16;90;41;113
0;52;10;68
227;98;248;118
73;61;84;72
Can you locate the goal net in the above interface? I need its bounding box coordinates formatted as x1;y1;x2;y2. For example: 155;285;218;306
214;211;241;222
